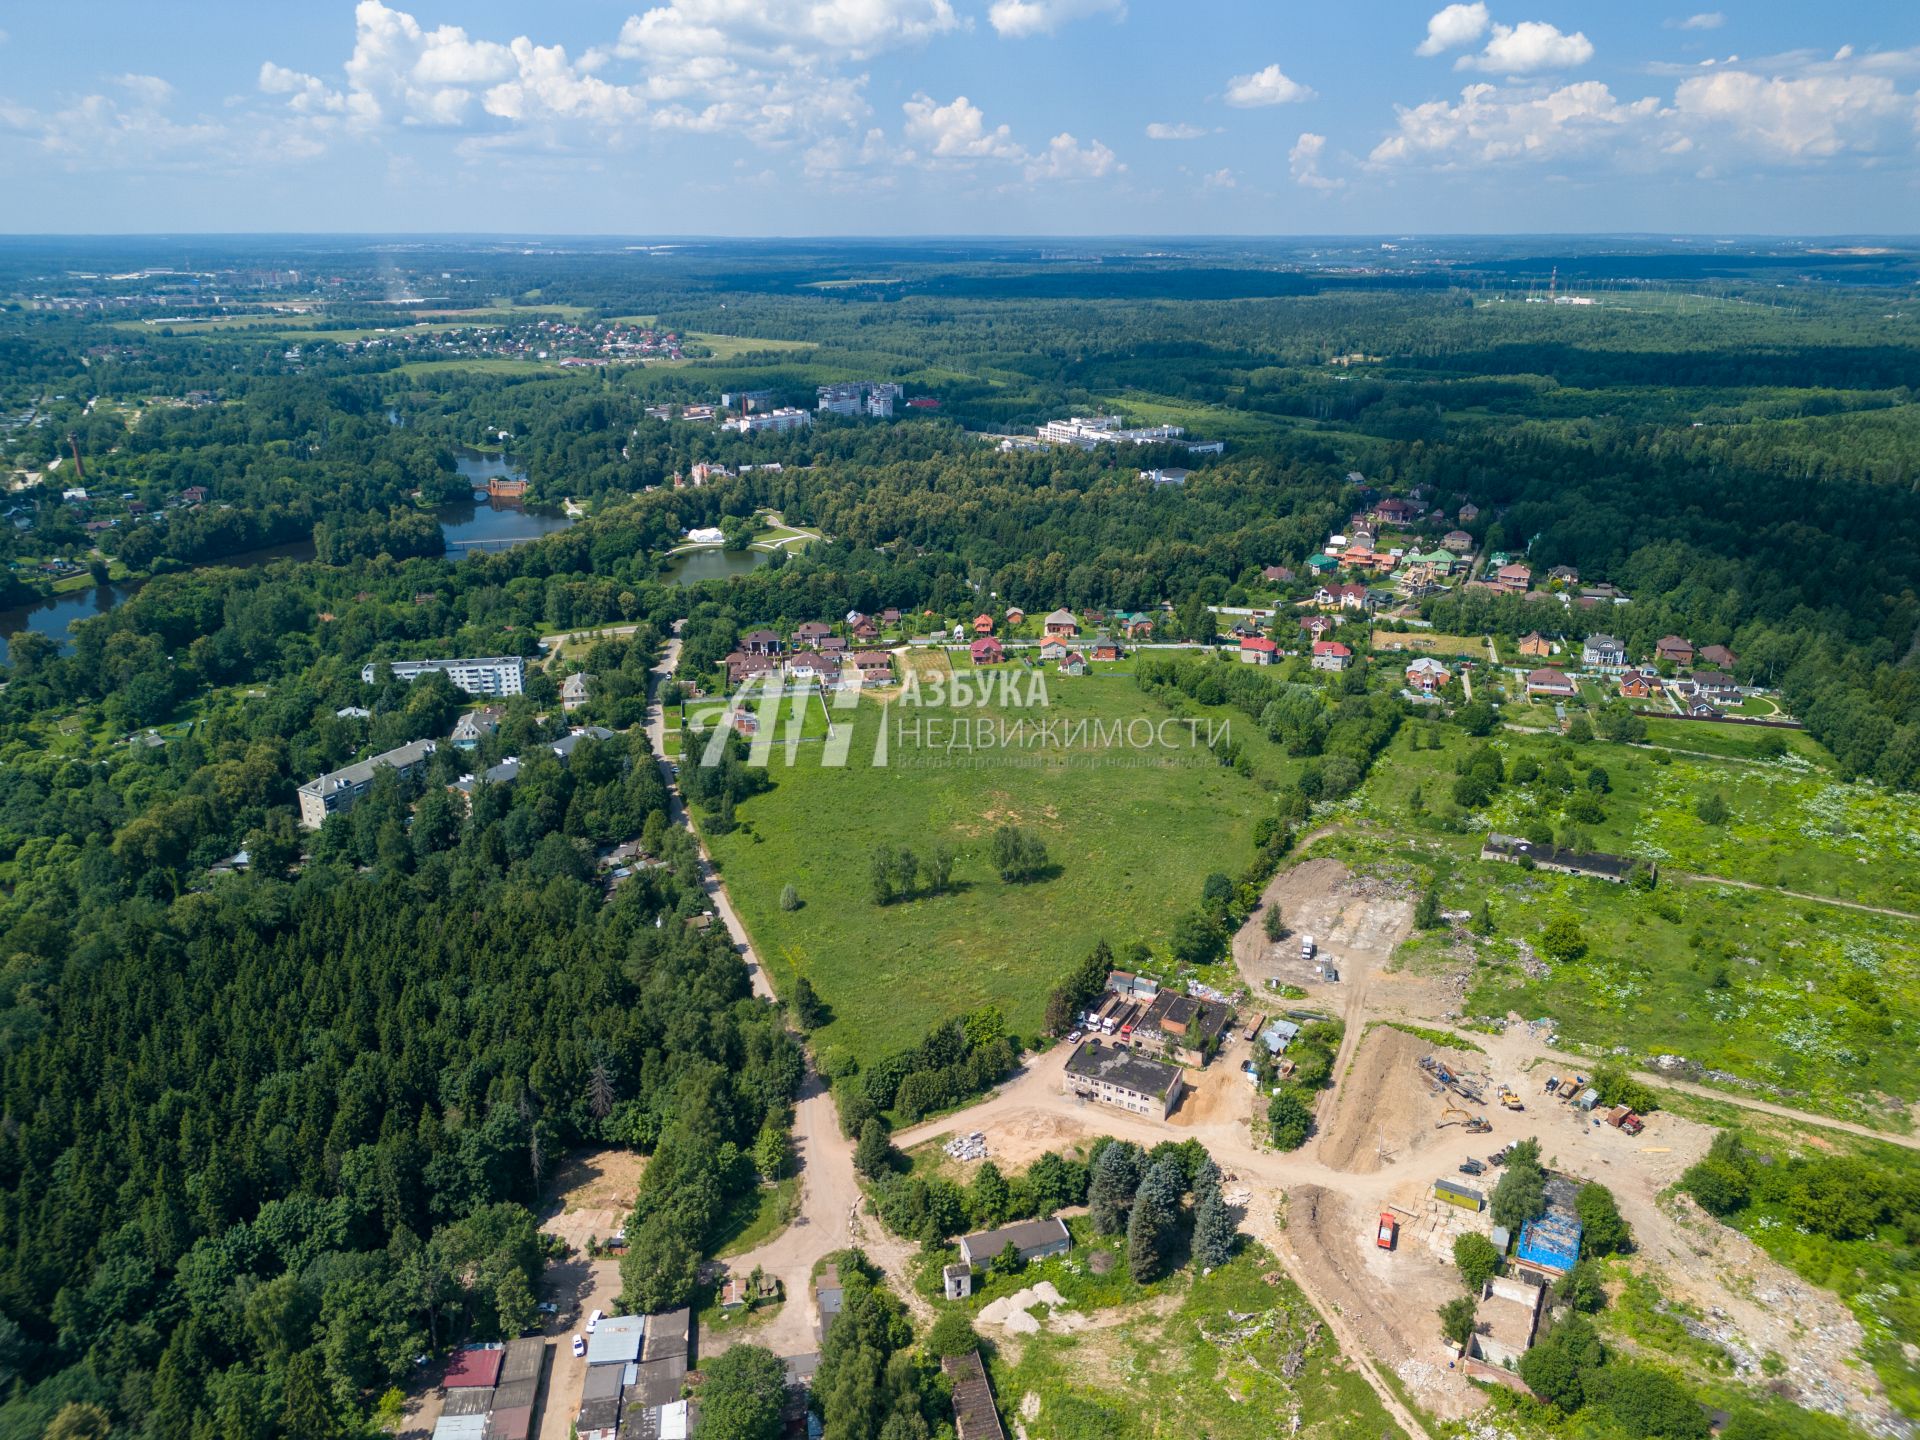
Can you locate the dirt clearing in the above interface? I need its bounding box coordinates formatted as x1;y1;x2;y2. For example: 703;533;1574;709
538;1147;645;1252
1316;1025;1486;1174
1234;857;1416;1004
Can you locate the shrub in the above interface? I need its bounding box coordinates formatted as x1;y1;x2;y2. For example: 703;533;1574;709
1453;1232;1502;1291
1267;1088;1312;1150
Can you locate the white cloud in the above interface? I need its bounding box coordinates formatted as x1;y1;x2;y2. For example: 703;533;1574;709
1457;21;1593;74
1199;166;1235;189
1672;66;1915;157
340;0;516;126
1369;80;1658;167
1415;3;1489;58
902;93;1023;159
258;63;349;115
115;75;176;107
1024;131;1121;180
1145;121;1207;140
1289;130;1341;189
1668;12;1726;30
616;0;959;65
987;0;1125;39
1224;64;1315;108
0;80;230;171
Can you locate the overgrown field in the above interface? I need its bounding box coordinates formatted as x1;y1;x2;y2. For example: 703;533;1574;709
703;676;1273;1066
983;1241;1407;1440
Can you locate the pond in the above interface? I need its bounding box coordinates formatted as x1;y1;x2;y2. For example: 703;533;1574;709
662;547;774;587
0;454;576;661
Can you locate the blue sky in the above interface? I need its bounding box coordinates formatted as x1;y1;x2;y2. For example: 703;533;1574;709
1;0;1916;234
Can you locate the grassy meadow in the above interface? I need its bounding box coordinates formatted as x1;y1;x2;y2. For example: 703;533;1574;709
701;675;1273;1065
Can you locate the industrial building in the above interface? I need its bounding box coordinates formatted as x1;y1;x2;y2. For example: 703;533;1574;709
1062;1040;1185;1118
956;1217;1071;1271
430;1338;545;1440
363;655;527;696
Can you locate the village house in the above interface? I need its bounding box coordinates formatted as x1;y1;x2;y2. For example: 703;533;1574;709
1457;502;1480;524
1058;651;1088;675
792;620;833;647
1239;635;1279;665
1088;635;1121;662
880;607;903;625
1526;667;1577;699
1548;565;1580;585
1307;553;1339;576
1516;632;1553;659
1655;635;1694;666
1404;656;1449;694
970;636;1005;665
1062;1040;1185;1118
1491;563;1533;595
723;650;781;687
973;613;995;635
1043;608;1080;639
1038;639;1069;661
1261;565;1294;583
1688;670;1741;701
1699;643;1738;670
1299;614;1337;642
1004;607;1025;626
1580;634;1627;672
451;707;504;750
785;651;832;684
1118;611;1156;639
741;628;782;656
819;634;849;655
853;651;894;686
1311;640;1352;672
561;672;592;712
851;616;880;642
1441;529;1474;554
1618;673;1652;700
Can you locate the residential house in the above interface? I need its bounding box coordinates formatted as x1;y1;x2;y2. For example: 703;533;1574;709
1688;699;1723;718
722;651;781;687
1405;657;1449;694
561;672;592;712
792;621;833;647
970;637;1005;665
880;607;903;625
1457;502;1480;524
1492;563;1533;594
785;651;831;684
451;707;504;750
1618;673;1652;700
1043;608;1080;638
1038;640;1069;662
1311;641;1352;672
1299;614;1337;642
1118;611;1155;639
958;1218;1072;1271
1133;992;1235;1066
1306;553;1340;576
741;629;783;656
1689;670;1741;701
1088;635;1121;662
1580;634;1627;672
1374;497;1416;524
1525;668;1577;699
1261;565;1294;583
1699;643;1738;670
818;635;849;655
1516;632;1553;659
1062;1041;1185;1118
851;617;879;643
1548;565;1580;585
1239;636;1279;666
1655;635;1694;666
1004;607;1025;626
1441;530;1475;554
852;651;894;686
972;614;995;635
1058;651;1088;676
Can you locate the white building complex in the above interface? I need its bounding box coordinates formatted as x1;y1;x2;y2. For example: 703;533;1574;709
362;656;527;696
297;739;437;828
722;407;812;435
817;381;903;418
1038;415;1224;455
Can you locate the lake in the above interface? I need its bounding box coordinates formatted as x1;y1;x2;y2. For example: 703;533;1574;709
0;453;575;662
663;547;774;586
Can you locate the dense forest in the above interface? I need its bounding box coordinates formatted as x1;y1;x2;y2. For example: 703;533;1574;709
1;238;1919;1435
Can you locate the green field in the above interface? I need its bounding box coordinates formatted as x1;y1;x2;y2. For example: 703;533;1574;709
981;1239;1407;1440
702;678;1272;1064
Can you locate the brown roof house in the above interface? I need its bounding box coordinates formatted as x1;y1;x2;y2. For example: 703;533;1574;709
1655;635;1694;666
1525;667;1577;698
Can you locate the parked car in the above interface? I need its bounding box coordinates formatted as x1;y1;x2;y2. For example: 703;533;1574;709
1066;1030;1082;1044
586;1309;603;1334
1458;1159;1486;1176
537;1301;559;1315
571;1335;586;1358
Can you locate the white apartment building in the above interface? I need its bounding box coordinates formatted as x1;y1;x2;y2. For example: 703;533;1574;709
297;739;437;828
722;407;813;435
362;656;527;696
817;381;903;418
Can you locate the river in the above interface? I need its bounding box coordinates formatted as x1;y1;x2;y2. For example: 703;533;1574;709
0;452;574;662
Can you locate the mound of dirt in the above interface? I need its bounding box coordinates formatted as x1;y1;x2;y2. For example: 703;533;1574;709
1316;1025;1483;1174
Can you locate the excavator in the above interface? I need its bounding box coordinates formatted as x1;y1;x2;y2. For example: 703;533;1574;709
1436;1105;1493;1134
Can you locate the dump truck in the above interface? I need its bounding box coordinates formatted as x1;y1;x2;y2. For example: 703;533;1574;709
1620;1113;1645;1136
1500;1089;1525;1111
1376;1213;1397;1250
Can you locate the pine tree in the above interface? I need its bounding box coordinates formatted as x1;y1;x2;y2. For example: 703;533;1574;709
1126;1187;1172;1282
1193;1190;1236;1268
1088;1142;1142;1234
854;1118;893;1179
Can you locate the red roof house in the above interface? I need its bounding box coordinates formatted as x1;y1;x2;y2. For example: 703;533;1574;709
970;636;1005;665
